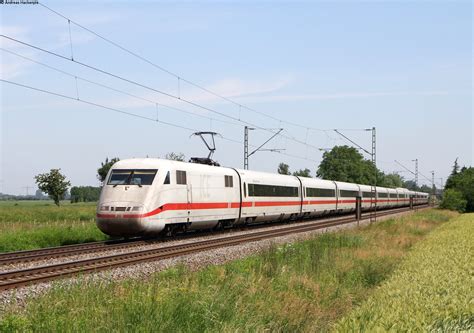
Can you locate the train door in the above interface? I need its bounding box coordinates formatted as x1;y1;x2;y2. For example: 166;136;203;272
356;196;362;221
186;184;193;221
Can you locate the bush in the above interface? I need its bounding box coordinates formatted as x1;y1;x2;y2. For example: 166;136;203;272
70;186;101;203
440;189;467;212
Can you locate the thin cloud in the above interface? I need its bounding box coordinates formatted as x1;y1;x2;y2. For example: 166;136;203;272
93;76;293;111
204;77;293;99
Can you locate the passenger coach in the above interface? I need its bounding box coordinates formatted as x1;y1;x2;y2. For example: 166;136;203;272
96;158;429;237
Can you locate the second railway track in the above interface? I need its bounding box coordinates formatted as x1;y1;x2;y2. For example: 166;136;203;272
0;238;152;265
0;206;427;291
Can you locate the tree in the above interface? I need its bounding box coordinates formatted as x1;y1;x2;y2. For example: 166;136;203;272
440;189;467;212
70;186;101;203
98;157;120;183
278;163;291;175
444;164;474;212
35;189;47;200
402;180;420;191
381;173;404;188
452;158;459;175
420;184;433;194
293;168;312;177
316;146;379;185
34;169;71;206
165;152;185;161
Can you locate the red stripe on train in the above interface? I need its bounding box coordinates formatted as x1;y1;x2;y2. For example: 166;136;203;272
96;198;406;219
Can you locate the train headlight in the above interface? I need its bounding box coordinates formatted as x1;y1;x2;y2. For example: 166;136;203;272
100;205;110;211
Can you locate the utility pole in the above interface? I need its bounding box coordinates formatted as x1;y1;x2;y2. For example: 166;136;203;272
244;127;284;170
22;186;33;196
371;127;377;222
412;159;418;189
333;127;376;222
244;126;254;170
431;170;435;205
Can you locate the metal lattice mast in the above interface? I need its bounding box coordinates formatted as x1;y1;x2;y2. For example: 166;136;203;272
414;159;419;188
244;126;283;170
431;170;435;204
370;127;377;222
244;126;249;170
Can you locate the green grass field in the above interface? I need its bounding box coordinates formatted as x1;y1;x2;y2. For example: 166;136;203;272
334;212;474;332
0;209;460;332
0;201;107;252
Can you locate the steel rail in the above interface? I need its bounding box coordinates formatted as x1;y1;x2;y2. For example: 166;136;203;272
0;206;428;291
0;205;421;265
0;238;149;265
0;215;359;265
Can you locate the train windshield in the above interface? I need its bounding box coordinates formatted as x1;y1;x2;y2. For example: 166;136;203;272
108;169;157;186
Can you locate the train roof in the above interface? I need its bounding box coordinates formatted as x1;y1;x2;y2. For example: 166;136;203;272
111;158;430;195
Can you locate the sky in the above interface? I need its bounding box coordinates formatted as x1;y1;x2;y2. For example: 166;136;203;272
0;0;472;195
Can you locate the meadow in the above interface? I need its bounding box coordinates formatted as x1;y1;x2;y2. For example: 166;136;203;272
335;212;474;331
0;201;107;252
0;209;461;332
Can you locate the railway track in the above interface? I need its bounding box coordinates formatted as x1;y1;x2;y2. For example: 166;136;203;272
0;205;428;291
0;216;363;265
0;238;154;265
0;205;423;266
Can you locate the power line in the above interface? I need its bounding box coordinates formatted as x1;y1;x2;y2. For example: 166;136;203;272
39;2;337;134
394;160;433;185
1;34;324;153
1;79;319;164
1;79;198;131
0;47;242;127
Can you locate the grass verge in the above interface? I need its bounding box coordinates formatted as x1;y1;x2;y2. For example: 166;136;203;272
334;212;474;332
0;209;458;332
0;201;106;252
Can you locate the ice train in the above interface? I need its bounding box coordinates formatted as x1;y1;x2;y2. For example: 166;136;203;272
96;159;429;237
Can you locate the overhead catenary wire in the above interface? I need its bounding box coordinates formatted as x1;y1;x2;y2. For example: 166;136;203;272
0;34;324;153
394;160;433;186
1;79;197;131
0;47;319;164
0;47;243;127
38;2;336;134
1;79;319;164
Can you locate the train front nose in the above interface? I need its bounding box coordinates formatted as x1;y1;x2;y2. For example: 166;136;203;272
96;203;147;237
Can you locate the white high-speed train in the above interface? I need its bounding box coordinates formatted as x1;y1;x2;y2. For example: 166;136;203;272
96;158;429;237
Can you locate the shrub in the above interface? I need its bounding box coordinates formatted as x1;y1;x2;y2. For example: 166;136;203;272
440;189;467;212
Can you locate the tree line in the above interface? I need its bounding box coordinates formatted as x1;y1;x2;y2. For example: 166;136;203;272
34;147;472;212
278;146;420;190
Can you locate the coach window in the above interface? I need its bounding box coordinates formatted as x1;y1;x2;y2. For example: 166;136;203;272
247;184;299;197
378;192;388;198
163;171;170;185
176;170;187;185
243;183;247;197
306;188;335;197
340;190;359;197
225;175;233;187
